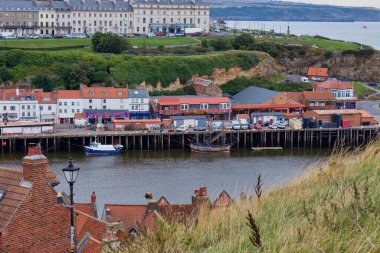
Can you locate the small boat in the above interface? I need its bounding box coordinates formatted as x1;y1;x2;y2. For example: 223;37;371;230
84;138;123;155
190;143;231;153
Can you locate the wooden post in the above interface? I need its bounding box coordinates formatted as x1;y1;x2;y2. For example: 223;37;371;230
244;132;247;149
168;134;171;150
125;135;128;150
68;138;71;152
147;134;150;150
140;135;143;151
24;139;27;154
182;134;185;150
46;138;49;153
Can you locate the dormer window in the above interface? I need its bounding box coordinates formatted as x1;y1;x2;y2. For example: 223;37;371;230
42;97;50;102
180;104;189;110
103;91;109;96
118;91;122;96
90;91;95;96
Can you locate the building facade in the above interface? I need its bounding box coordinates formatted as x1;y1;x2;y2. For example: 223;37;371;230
0;0;209;36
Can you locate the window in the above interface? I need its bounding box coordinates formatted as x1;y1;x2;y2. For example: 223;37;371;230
39;106;43;111
59;102;62;106
3;106;6;110
64;109;67;113
89;99;92;103
76;102;80;106
59;109;62;113
103;99;107;103
103;106;106;109
118;91;122;96
219;103;230;109
72;109;74;113
64;102;67;106
200;103;208;109
180;104;189;110
89;106;92;109
10;106;15;111
72;102;74;106
48;106;52;111
77;109;80;113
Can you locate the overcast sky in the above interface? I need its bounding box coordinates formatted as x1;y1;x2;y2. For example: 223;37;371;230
287;0;380;8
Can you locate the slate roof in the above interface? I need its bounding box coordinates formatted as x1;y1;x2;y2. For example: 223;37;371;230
232;86;278;105
0;165;61;232
68;0;132;11
128;89;149;99
133;0;207;5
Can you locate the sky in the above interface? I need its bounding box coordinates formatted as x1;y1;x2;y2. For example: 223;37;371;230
286;0;380;8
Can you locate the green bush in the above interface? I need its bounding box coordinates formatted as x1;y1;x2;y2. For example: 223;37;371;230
92;32;131;54
31;74;54;91
233;33;255;50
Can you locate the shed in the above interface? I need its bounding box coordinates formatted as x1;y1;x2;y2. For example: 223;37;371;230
172;116;207;128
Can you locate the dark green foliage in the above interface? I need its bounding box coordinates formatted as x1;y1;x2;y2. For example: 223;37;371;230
92;71;109;83
91;32;131;54
324;51;333;59
209;37;233;51
61;63;95;89
0;66;12;82
220;77;313;95
342;48;375;57
233;33;255;50
150;86;196;96
31;74;54;91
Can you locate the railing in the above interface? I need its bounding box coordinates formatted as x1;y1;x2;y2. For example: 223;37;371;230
159;108;231;115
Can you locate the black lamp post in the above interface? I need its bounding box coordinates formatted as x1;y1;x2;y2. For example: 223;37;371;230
62;159;80;253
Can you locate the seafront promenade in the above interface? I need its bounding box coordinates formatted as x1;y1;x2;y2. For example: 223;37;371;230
0;126;378;154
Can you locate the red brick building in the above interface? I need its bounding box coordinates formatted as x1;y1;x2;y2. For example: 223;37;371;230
193;78;223;97
0;145;71;253
287;91;337;110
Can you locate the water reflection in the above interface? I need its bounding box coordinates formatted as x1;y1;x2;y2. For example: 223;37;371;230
0;149;329;213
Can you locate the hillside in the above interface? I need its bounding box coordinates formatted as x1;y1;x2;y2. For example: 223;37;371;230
209;1;380;21
115;142;380;252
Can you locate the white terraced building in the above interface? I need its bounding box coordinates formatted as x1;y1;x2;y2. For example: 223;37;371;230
0;0;209;36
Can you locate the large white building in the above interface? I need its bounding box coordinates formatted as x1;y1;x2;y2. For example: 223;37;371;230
56;90;84;124
0;0;209;36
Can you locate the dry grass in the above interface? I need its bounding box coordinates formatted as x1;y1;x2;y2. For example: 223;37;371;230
108;142;380;253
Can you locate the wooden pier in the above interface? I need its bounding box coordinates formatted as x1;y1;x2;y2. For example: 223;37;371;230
0;127;379;154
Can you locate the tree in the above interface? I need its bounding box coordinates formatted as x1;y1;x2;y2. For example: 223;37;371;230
31;74;54;91
0;66;13;82
91;32;131;54
233;33;255;50
209;37;232;51
61;63;95;89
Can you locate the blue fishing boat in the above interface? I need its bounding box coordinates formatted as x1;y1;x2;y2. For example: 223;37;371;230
84;138;123;155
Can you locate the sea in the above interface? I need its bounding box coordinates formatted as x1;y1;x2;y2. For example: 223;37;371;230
226;21;380;50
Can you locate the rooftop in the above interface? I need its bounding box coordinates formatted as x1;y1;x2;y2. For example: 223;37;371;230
315;80;354;90
302;91;336;100
232;86;278;105
307;67;329;77
81;86;128;99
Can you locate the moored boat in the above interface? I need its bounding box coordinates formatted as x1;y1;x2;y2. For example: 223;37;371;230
84;139;123;155
190;143;231;153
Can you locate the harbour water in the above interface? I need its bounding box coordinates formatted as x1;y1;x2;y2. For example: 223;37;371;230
226;21;380;50
0;149;329;213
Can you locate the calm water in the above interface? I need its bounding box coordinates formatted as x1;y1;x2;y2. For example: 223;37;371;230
226;21;380;50
0;149;329;213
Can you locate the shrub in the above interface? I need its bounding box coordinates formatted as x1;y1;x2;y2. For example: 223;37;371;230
91;32;131;54
233;33;255;50
0;65;13;82
31;74;54;91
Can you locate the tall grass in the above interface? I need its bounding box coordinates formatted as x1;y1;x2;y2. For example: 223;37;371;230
111;142;380;253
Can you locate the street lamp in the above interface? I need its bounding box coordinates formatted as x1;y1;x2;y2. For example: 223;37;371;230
62;159;80;253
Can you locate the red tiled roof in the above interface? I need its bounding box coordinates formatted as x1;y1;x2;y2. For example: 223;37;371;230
57;90;81;99
286;92;302;102
213;191;232;208
233;104;306;110
81;85;128;99
104;205;149;231
80;235;102;253
40;92;57;104
315;80;354;90
75;203;95;217
157;96;230;106
307;67;329;77
0;167;32;233
0;88;43;102
157;196;170;206
302;91;336;100
75;210;108;243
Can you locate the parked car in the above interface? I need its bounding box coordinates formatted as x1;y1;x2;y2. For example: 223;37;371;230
176;125;188;132
368;83;378;87
166;33;175;37
269;124;278;129
232;120;241;130
42;34;53;39
194;125;207;131
175;33;185;37
277;122;286;129
255;124;263;130
201;32;210;36
147;32;156;37
30;35;40;39
155;31;165;37
76;34;87;39
224;122;233;130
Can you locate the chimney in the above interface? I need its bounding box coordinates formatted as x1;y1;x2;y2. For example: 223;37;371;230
192;186;211;210
22;143;48;188
90;191;98;218
106;208;111;221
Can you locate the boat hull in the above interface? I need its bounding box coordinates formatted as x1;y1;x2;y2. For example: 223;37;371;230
84;146;123;155
190;143;231;153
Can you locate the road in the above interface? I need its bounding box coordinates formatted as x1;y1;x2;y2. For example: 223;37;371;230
358;101;380;123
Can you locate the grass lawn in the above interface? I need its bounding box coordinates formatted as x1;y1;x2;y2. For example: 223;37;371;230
258;37;362;51
353;82;377;99
0;37;197;50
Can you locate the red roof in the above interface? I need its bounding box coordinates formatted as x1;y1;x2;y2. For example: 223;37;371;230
307;67;329;78
156;96;230;106
75;203;95;217
81;85;128;99
315;80;354;90
0;88;43;102
302;91;336;100
80;235;102;253
286;92;302;102
0;165;61;232
40;92;57;104
233;104;306;110
104;204;152;231
75;210;108;243
57;90;81;99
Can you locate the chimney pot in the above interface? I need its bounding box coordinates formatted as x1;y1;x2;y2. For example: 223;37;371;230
106;208;111;219
28;143;36;156
91;191;96;205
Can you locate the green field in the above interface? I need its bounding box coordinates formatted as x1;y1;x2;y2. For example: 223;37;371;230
353;82;377;99
257;37;362;51
0;37;197;50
